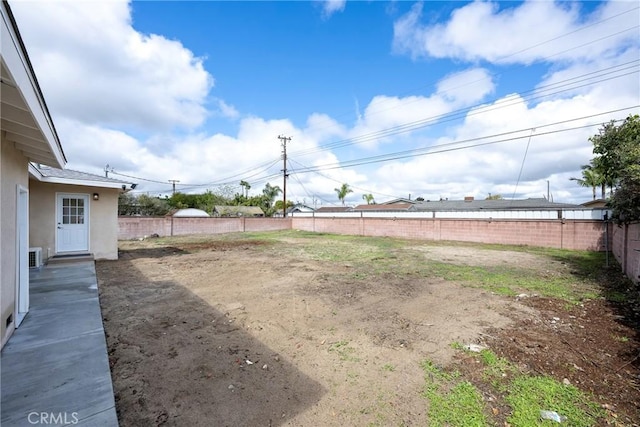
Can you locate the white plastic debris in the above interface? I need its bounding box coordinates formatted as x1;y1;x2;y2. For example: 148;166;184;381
246;360;254;365
464;344;487;353
540;410;566;423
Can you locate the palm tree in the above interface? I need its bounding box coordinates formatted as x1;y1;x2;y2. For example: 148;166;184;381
261;183;282;215
570;164;603;200
239;180;251;198
362;193;375;205
334;183;353;206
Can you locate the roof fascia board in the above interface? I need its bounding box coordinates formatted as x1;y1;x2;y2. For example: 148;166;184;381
1;1;66;168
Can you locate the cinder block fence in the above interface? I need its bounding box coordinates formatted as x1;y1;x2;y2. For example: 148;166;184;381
118;216;637;284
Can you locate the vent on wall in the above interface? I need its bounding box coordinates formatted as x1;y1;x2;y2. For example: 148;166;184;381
29;247;42;268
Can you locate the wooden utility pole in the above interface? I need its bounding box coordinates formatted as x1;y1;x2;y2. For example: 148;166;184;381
278;135;291;218
168;179;180;195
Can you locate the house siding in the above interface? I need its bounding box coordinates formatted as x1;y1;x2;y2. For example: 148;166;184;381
1;137;29;348
29;181;120;260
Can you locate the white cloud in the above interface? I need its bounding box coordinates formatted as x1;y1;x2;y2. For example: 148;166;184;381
10;0;213;131
393;1;640;64
320;0;346;19
346;68;494;148
216;100;240;120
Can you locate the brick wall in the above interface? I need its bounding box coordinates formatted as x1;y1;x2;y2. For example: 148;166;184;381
119;216;639;283
291;217;609;251
611;223;640;284
118;217;291;240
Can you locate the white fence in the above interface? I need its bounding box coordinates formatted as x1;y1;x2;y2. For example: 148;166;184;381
291;208;610;221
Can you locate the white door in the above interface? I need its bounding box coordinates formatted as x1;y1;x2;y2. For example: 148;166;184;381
56;194;89;253
16;186;29;326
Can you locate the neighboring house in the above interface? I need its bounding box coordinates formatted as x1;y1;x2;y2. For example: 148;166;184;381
1;1;66;347
173;208;210;217
287;204;315;214
412;197;582;212
582;199;608;209
212;205;265;217
314;206;352;213
352;203;416;212
380;197;414;205
29;165;133;261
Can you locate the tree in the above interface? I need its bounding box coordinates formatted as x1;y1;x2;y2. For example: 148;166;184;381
261;183;282;216
138;194;170;216
415;197;425;202
569;163;603;200
589;114;640;222
118;193;137;215
362;193;375;205
239;180;251;198
485;194;504;200
334;183;353;206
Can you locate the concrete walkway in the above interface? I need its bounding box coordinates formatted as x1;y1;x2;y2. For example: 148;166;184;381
1;261;118;426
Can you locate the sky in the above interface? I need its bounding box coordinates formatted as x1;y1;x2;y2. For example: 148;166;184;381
10;0;640;206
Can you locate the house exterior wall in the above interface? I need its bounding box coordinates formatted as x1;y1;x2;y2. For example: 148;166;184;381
29;180;120;260
1;137;29;347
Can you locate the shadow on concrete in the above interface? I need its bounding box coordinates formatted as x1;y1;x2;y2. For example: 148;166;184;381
97;251;325;426
1;262;118;427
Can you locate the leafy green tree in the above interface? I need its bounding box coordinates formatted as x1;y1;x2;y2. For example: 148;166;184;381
590;114;640;222
362;193;375;205
485;194;504;200
118;193;137;215
415;197;425;202
138;194;170;216
335;183;353;206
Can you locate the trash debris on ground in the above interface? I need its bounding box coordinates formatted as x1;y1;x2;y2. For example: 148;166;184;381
464;343;487;353
540;410;566;423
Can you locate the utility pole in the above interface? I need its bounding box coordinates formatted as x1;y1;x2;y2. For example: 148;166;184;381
104;164;110;178
168;179;180;195
278;135;291;218
547;180;550;201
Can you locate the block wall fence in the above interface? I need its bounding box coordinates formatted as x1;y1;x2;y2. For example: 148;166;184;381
117;217;637;283
611;222;640;284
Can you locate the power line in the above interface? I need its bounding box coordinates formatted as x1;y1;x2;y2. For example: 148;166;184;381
289;62;639;157
290;107;637;173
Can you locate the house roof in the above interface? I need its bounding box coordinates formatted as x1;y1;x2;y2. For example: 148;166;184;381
380;198;414;205
173;208;210;217
352;203;415;211
288;204;315;213
213;205;264;216
581;199;608;208
413;198;582;211
1;1;66;168
314;206;352;213
29;164;135;190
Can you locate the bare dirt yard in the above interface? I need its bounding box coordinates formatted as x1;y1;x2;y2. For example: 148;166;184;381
96;231;639;426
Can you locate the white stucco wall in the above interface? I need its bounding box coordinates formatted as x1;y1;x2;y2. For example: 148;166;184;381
29;180;120;260
1;135;29;347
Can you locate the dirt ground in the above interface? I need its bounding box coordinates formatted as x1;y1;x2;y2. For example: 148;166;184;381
96;235;639;426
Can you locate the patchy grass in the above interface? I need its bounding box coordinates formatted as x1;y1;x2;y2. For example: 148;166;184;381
506;375;604;427
130;231;611;303
328;340;360;362
421;348;606;427
421;360;488;427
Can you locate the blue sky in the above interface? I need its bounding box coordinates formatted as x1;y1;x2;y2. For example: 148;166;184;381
11;0;640;205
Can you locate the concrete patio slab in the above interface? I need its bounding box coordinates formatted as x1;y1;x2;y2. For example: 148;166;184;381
1;262;118;427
